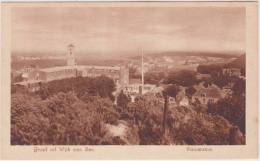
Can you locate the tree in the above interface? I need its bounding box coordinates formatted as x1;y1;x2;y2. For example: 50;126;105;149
43;76;116;101
164;70;198;87
144;72;165;85
207;95;245;134
211;73;230;89
11;91;121;145
125;97;164;144
11;89;245;145
11;73;23;83
123;95;245;145
117;90;130;108
232;78;245;97
90;75;116;100
161;84;180;135
185;87;196;103
37;85;50;100
129;66;141;79
197;64;222;75
163;84;180;99
162;94;169;135
11;84;27;94
11;93;49;145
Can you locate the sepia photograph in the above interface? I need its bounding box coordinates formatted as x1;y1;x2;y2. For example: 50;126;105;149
1;0;259;159
9;4;248;146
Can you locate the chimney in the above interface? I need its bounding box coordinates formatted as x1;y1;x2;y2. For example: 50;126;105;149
141;48;144;95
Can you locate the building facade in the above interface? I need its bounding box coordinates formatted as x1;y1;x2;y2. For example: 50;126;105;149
14;45;129;92
222;68;241;77
192;84;222;105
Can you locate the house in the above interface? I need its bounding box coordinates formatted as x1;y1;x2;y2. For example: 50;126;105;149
222;68;241;77
168;87;190;107
192;83;222;105
179;96;189;106
14;80;42;92
123;78;156;102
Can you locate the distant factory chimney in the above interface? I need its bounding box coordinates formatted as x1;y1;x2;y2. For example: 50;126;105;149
67;44;76;66
141;48;144;95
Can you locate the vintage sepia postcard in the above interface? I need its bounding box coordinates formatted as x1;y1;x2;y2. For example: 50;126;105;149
0;1;258;160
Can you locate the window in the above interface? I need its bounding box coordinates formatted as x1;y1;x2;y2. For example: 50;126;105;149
201;93;206;97
209;98;214;103
36;73;40;80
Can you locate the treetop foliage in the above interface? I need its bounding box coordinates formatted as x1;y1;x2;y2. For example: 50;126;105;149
11;69;245;145
164;70;198;87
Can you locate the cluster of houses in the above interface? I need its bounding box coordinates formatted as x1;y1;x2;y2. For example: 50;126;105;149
12;44;243;108
12;45;157;103
162;83;222;108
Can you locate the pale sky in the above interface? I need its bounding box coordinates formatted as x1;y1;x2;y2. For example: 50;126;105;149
11;6;245;56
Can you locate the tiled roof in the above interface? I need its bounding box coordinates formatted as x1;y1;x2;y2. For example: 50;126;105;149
193;84;222;98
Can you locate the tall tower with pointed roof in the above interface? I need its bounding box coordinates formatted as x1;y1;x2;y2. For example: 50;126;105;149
67;44;76;66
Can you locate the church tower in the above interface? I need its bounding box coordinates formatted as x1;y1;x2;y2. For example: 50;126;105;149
67;44;76;66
